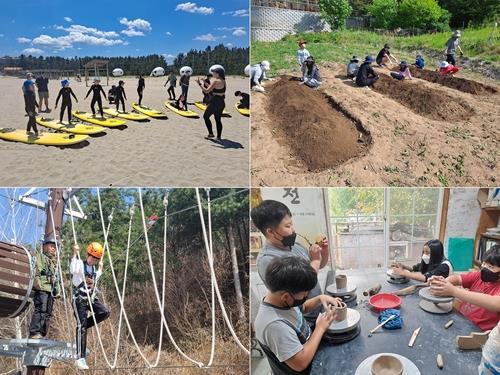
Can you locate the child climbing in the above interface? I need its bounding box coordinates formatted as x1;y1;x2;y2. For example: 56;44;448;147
71;242;110;370
55;79;78;123
23;79;39;136
390;61;413;81
445;30;464;66
115;80;127;112
296;39;310;78
29;236;60;339
376;44;397;68
251;61;271;93
254;256;340;374
235;91;249;109
84;78;107;118
347;56;360;79
439;61;460;76
415;54;425;69
356;56;380;89
164;71;177;100
299;56;322;89
391;239;452;282
137;75;145;106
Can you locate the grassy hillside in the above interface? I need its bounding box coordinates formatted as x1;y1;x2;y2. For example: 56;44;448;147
252;26;499;74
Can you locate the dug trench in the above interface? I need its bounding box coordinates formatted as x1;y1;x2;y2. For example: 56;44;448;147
406;66;498;95
266;76;372;171
371;74;475;122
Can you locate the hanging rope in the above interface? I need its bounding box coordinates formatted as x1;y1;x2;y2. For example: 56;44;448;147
195;189;249;354
205;188;216;367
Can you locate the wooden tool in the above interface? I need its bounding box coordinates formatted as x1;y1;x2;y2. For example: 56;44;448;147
456;331;491;350
408;327;421;347
363;283;382;296
437;354;444;369
444;320;454;329
368;314;396;337
392;283;427;296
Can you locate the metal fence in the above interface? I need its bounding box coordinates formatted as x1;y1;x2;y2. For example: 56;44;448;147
251;0;320;12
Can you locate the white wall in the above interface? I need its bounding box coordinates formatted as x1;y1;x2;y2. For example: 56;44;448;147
443;188;481;256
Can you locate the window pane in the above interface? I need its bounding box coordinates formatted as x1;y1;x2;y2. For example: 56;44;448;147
390;189;413;216
414;189;440;214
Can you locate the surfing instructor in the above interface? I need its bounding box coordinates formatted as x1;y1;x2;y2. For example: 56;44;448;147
200;65;226;141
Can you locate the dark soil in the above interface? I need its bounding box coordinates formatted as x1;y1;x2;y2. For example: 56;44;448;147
266;76;371;171
408;66;498;95
372;74;474;122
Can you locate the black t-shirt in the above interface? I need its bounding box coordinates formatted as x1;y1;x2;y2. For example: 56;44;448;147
356;62;377;84
35;77;49;92
412;261;451;281
376;48;391;62
239;93;250;108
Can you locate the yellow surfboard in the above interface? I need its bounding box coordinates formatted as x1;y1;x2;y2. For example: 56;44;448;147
72;111;126;127
0;128;89;146
36;117;106;135
193;102;231;116
102;107;150;122
164;101;200;118
131;103;168;119
235;103;250;117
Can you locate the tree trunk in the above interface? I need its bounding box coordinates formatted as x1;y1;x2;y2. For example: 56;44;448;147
229;223;245;322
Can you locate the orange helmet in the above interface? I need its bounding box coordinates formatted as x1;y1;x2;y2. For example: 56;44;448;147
87;242;104;259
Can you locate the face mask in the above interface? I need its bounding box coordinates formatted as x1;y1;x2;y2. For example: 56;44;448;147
285;293;308;308
481;267;500;283
278;232;296;247
422;254;430;264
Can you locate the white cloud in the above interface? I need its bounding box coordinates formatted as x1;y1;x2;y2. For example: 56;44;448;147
175;2;214;15
55;24;119;38
194;33;218;41
165;31;172;36
0;34;4;38
22;48;44;55
226;43;233;47
119;17;151;37
233;28;246;36
32;32;124;50
222;9;249;17
64;16;73;22
17;37;32;43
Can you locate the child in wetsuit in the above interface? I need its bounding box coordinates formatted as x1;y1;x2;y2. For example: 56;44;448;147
115;80;127;112
108;86;116;104
137;75;145;105
55;80;78;123
24;80;39;135
174;94;188;111
180;73;190;104
85;78;107;118
200;74;213;105
234;91;249;109
164;72;177;100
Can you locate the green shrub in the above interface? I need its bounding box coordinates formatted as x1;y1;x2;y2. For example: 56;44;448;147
397;0;449;30
319;0;353;30
368;0;398;29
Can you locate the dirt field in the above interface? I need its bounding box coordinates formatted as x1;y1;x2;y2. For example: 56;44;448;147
251;64;499;187
0;76;249;187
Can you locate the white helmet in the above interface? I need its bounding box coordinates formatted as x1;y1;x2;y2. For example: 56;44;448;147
209;64;225;74
452;30;461;38
261;60;271;71
439;61;449;69
180;66;193;76
244;64;250;76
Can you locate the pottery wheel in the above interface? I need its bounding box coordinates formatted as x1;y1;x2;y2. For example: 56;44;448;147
326;308;361;334
326;283;357;296
340;293;357;306
322;324;361;345
355;353;421;375
387;276;410;284
419;299;453;314
419;287;454;303
386;268;407;278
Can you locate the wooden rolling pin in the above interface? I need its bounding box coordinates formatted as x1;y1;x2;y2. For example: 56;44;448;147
363;283;382;296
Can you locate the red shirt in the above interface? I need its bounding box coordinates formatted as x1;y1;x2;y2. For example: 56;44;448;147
459;271;500;330
440;65;459;75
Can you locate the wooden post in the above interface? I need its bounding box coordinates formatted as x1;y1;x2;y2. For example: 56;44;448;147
44;188;66;243
27;366;46;375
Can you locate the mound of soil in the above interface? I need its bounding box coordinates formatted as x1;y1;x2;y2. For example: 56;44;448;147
372;75;474;122
408;66;498;95
266;77;371;171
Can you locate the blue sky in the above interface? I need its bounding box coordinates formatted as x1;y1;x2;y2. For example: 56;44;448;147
0;0;249;63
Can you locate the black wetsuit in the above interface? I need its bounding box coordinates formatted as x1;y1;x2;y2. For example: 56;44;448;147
167;75;177;100
115;86;127;112
25;90;39;133
204;82;226;139
56;87;78;123
356;62;379;87
180;75;190;99
237;93;250;109
137;78;145;105
202;78;212;105
85;84;106;117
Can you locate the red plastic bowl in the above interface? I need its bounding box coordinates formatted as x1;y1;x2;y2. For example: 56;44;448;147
369;293;401;312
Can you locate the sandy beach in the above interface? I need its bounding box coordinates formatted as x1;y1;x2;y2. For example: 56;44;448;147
0;75;249;187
